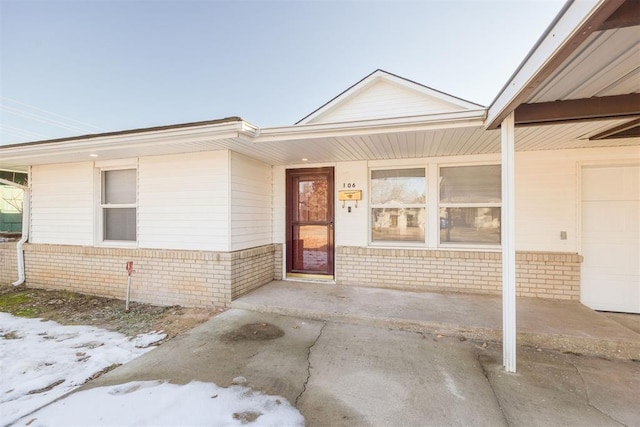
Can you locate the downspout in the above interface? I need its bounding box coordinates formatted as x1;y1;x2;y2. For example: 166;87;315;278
12;188;29;286
0;177;29;286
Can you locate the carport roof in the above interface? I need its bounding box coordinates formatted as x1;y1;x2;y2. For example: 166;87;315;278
487;0;640;130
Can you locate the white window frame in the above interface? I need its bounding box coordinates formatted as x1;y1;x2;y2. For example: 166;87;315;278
95;159;138;247
438;162;502;249
369;166;427;246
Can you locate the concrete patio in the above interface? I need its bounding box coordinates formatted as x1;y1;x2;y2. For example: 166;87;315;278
75;280;640;426
232;280;640;361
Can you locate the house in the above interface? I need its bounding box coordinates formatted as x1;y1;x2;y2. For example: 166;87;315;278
0;0;637;331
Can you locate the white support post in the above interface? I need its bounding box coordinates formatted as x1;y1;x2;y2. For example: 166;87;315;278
501;111;516;373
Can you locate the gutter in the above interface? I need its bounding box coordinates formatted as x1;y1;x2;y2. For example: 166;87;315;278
256;109;487;142
0;176;29;286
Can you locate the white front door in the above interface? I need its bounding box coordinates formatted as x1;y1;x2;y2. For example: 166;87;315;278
581;164;640;313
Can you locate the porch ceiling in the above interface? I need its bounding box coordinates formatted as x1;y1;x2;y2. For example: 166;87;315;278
233;118;638;165
1;117;636;171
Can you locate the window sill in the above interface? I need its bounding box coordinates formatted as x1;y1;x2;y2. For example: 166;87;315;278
367;242;502;252
437;244;502;252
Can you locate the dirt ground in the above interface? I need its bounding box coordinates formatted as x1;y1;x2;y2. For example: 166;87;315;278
0;284;222;341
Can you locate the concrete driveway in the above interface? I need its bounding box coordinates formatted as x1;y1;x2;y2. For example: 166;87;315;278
86;309;640;426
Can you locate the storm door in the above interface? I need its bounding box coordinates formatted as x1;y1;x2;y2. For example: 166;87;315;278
286;168;334;278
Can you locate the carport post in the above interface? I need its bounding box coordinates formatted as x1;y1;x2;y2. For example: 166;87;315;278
501;111;516;373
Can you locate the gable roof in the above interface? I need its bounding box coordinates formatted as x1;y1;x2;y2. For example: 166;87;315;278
296;69;485;125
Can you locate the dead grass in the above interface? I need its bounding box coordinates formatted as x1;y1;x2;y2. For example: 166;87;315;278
0;284;222;340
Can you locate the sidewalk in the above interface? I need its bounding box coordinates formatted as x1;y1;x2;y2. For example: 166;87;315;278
232;280;640;360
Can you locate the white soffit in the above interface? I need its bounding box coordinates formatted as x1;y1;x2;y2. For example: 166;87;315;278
239;119;638;165
0;118;637;170
514;118;639;151
298;70;485;125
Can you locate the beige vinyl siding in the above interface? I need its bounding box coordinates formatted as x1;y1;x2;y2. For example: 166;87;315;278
515;145;640;253
310;79;463;124
138;151;229;251
30;162;94;245
515;151;577;252
335;161;368;247
230;152;272;251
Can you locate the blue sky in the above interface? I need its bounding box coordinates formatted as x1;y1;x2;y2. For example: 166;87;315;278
0;0;564;145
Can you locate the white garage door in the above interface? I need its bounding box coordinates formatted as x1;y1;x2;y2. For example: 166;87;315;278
581;164;640;313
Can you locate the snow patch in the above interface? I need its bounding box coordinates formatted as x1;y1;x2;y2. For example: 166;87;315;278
132;330;167;348
18;380;304;427
1;313;304;427
0;312;162;425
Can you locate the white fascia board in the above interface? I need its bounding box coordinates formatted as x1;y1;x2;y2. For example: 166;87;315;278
0;120;256;164
486;0;603;128
258;109;487;142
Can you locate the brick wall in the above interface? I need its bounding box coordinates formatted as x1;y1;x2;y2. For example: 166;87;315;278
0;242;18;285
230;245;280;300
22;243;277;308
336;246;582;300
273;244;283;281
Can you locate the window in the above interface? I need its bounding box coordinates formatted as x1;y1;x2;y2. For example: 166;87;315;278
101;169;137;241
371;168;426;242
439;165;501;245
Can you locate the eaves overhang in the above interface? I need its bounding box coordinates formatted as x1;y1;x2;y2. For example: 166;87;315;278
0;109;487;170
0;117;259;170
0;116;247;150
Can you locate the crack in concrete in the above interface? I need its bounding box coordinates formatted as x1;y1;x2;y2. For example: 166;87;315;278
566;357;627;426
295;322;326;407
476;352;511;426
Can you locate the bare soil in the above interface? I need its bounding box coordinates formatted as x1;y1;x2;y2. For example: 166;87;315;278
0;284;222;340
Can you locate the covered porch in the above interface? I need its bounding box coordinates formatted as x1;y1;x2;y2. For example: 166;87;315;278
233;280;640;361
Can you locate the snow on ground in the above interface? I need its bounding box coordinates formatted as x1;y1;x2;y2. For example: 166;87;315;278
0;312;165;425
18;380;304;427
1;313;304;427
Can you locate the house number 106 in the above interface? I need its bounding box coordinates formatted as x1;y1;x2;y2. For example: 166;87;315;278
343;183;356;188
